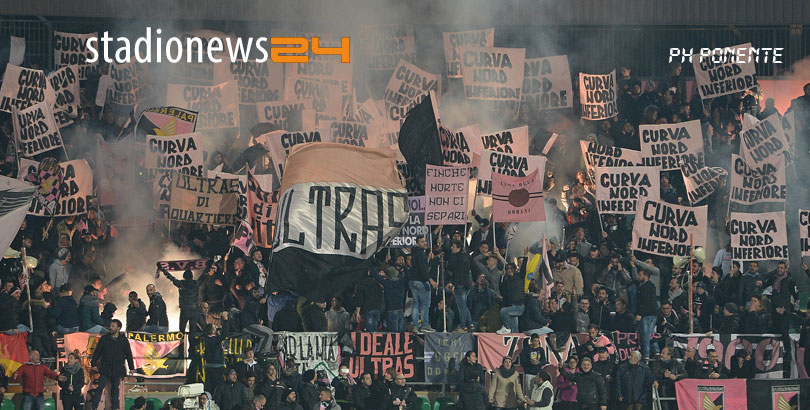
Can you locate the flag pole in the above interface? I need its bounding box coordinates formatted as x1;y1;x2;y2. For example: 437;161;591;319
689;234;694;334
22;247;33;333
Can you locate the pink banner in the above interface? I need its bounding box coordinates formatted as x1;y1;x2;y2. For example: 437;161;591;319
492;169;545;222
675;379;748;410
424;165;469;225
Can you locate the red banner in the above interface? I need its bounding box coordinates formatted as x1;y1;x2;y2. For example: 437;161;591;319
0;332;29;376
675;379;748;410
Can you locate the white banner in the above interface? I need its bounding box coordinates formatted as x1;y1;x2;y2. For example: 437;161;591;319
680;161;727;205
729;211;788;261
274;182;408;258
384;60;441;127
168;174;240;225
462;47;525;101
327;120;380;148
595;166;660;214
579;71;617;120
283;75;343;122
476;150;546;196
639;120;704;170
522;55;573;110
740;113;792;168
47;65;80;128
425;165;469;225
0;64;54;113
213;60;283;104
278;332;341;379
258;129;332;178
579;140;641;172
207;169;274;223
106;61;152;106
18;159;93;216
693;43;758;99
255;100;317;131
359;24;416;71
13;101;63;157
53;31;99;80
479;125;529;155
729;154;786;205
800;210;810;257
438;124;482;167
166;81;239;130
632;198;707;257
443;28;494;78
145;133;205;181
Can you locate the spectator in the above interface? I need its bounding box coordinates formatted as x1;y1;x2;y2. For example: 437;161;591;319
597;255;632;300
13;350;65;410
635;269;658;360
132;397;146;410
50;284;80;334
198;393;218;410
729;348;755;379
496;262;526;334
214;369;248;410
90;319;134;410
550;301;578;334
446;240;473;331
330;364;353;408
278;388;302;410
301;296;328;332
700;348;728;379
409;236;435;332
556;356;579;410
204;312;231;394
125;291;147;332
385;373;417;410
651;347;686;410
552;252;584;297
468;273;496;330
78;285;105;333
161;268;203;332
374;264;408;332
616;351;656;410
559;357;607;410
591;348;616;406
740;261;763;308
472;250;505;296
351;372;373;410
256;366;285;410
234;348;260;382
145;283;168;333
59;351;85;410
49;248;72;291
489;357;523;409
456;351;487;410
718;303;740;333
574;297;593;334
526;371;554;410
299;370;319;410
692;282;716;331
326;296;350;333
612;297;636;333
430;297;455;332
318;387;341;410
740;295;770;334
280;358;302;397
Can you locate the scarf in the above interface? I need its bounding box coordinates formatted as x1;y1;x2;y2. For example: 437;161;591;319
63;362;82;375
773;272;787;293
498;365;516;378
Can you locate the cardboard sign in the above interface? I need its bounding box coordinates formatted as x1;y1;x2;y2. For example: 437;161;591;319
359;24;416;70
425;165;469;225
579;140;641;172
522;55;573;110
740;113;792;168
145;132;205;181
632;198;707;257
438;124;482;167
639;120;704;170
255;99;317;131
47;66;81;128
492;169;545;222
166;81;239;129
13;101;63;157
213;60;283;104
477;150;546;196
595;166;659;214
53;31;99;80
97;135;134;206
106;61;152;106
207;169;275;223
9;36;25;66
462;47;525;101
348;332;415;379
384;60;441;127
800;210;810;257
479;125;529;154
258;129;331;178
0;64;54;113
443;28;494;78
327;120;379;148
390;196;427;248
693;43;758;99
680;161;727;205
168;174;240;225
729;211;788;261
18;159;92;216
283;75;343;121
729;154;786;205
579;71;617;120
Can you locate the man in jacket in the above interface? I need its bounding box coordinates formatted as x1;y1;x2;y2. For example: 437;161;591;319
318;387;342;410
145;284;168;333
161;268;203;333
467;274;496;330
650;347;685;410
48;248;72;292
204;311;231;394
213;369;248;410
409;236;436;332
78;285;105;333
446;241;473;330
351;373;373;410
13;350;65;410
617;351;657;410
636;270;659;360
592;348;617;408
552;252;584;297
520;283;550;335
597;255;632;300
50;284;80;334
559;357;607;410
355;270;384;332
472;251;505;297
496;262;526;334
91;319;134;410
763;261;800;364
385;373;418;410
700;349;729;379
125;291;147;332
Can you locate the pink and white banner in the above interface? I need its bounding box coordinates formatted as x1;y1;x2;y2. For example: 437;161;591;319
425;165;469;225
492;169;544;222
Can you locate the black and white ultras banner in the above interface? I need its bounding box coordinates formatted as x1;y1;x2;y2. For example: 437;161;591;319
274;182;409;258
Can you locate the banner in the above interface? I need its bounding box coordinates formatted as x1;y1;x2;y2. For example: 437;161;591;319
168;174;240;225
18;159;92;216
359;24;416;70
579;140;641;172
278;332;340;379
136;106;198;142
730;154;786;205
0;176;35;256
462;47;525;102
247;170;276;248
438;124;481;167
671;333;789;379
145;133;204;181
258;129;331;178
207;169;274;223
13;101;63;157
425;165;469;225
476;150;546;196
106;61;152;106
522;55;573;110
64;332;101;374
156;259;209;272
232;220;254;257
283;76;342;121
595;166;659;214
47;65;80;127
579;71;617;120
0;332;30;376
740;113;792;168
398;92;444;196
639;120;704;170
167;81;238;129
390;196;427;248
632;198;708;257
255;100;317;131
479;126;529;154
443;28;494;78
384;60;441;127
97;135;134;206
0;64;54;113
693;43;758;99
675;378;748;410
213;60;283;104
747;379;810;410
327;120;379;148
424;333;474;383
729;211;788;261
348;332;415;379
53;31;98;80
681;161;727;205
801;210;810;257
492;169;544;222
126;331;186;378
476;333;575;372
9;36;25;67
189;334;254;383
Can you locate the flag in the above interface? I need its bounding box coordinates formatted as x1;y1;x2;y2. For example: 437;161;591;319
22;157;62;215
397;91;443;196
135;107;197;142
127;332;186;378
0;332;30;375
0;176;35;253
232;220;255;256
271;142;408;301
492;169;545;222
675;379;747;410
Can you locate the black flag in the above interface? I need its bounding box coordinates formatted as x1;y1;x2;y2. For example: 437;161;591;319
398;92;443;196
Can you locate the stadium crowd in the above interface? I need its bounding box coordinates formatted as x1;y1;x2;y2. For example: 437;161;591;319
1;35;810;410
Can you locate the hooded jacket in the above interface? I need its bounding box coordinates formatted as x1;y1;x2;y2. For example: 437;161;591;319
50;295;80;329
489;365;523;408
126;299;147;332
78;294;104;331
91;332;134;378
355;276;384;314
13;362;59;396
147;292;169;327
